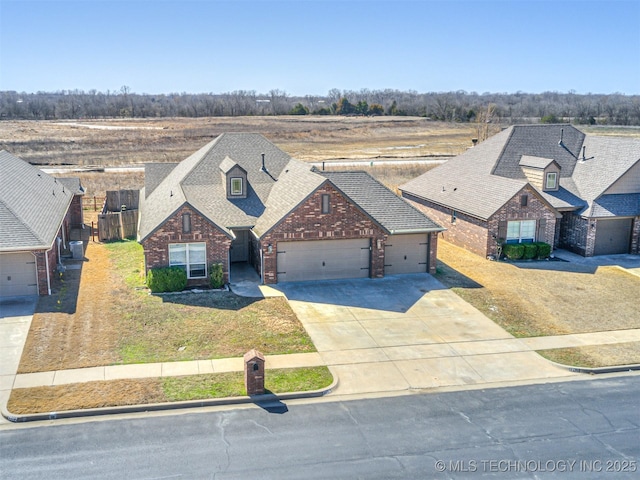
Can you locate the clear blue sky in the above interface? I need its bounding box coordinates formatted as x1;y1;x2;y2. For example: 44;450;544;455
1;0;639;96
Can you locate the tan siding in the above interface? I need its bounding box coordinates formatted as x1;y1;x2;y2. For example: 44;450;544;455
604;161;640;194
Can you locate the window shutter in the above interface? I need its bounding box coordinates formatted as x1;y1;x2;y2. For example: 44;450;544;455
497;221;507;242
536;218;547;242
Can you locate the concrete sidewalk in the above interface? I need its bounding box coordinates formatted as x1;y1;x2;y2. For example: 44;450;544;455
11;329;640;392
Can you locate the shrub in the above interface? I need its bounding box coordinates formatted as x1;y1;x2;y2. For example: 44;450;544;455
502;243;524;260
209;263;224;289
535;242;552;259
522;243;538;260
147;266;187;293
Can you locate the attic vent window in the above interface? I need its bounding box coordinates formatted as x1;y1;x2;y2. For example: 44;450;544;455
231;178;243;196
545;172;557;190
182;213;191;234
321;194;331;214
521;195;528;207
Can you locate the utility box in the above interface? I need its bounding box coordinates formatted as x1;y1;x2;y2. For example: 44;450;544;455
70;241;83;260
244;349;265;395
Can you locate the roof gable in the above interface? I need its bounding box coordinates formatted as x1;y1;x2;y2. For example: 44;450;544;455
320;171;443;233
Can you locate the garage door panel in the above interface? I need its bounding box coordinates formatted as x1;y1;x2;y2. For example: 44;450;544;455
594;218;632;255
277;239;370;282
0;253;38;297
384;234;428;275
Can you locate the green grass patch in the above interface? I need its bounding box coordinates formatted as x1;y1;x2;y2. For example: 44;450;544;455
162;367;333;401
103;240;317;365
104;239;146;289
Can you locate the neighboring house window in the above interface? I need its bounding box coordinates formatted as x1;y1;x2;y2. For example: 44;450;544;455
182;213;191;234
545;172;557;190
520;195;528;207
451;210;457;224
321;194;331;214
231;178;243;196
506;220;536;244
169;243;207;278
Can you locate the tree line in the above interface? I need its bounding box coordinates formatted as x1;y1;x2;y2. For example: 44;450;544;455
1;87;639;125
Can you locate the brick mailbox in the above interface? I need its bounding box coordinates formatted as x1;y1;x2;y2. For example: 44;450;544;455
244;349;265;395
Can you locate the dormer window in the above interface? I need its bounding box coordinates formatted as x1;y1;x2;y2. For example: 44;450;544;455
545;172;557;190
231;177;243;196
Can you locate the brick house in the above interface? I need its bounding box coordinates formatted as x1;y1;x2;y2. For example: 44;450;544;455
0;151;84;297
400;124;640;258
138;133;443;285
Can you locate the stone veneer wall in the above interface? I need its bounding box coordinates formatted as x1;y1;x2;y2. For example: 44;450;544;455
259;183;387;284
141;205;232;286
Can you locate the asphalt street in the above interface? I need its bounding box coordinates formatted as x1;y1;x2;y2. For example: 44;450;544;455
1;375;638;479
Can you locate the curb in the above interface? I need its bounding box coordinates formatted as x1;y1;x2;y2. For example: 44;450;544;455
549;361;640;375
2;376;339;423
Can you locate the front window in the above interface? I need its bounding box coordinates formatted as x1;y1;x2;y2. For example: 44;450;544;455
506;220;536;244
545;172;557;190
231;178;243;196
169;243;207;278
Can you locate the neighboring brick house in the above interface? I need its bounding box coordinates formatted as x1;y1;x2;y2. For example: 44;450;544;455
0;151;84;297
400;124;640;258
138;133;443;286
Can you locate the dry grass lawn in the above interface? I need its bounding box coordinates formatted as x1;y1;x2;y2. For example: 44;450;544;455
436;240;640;366
19;241;314;374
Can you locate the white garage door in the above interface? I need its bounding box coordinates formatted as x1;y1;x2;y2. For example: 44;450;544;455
277;239;370;282
0;253;38;297
384;234;429;275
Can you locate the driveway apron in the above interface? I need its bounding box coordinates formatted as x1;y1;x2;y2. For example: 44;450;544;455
274;274;576;395
0;296;37;423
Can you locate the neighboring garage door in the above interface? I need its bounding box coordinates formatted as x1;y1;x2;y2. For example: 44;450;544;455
277;239;370;282
0;253;38;297
384;233;429;275
594;218;633;255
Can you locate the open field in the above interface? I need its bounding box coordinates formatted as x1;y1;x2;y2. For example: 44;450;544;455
0;116;477;165
1;116;473;196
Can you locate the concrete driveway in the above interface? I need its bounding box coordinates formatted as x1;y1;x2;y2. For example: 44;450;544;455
0;296;37;423
274;274;576;395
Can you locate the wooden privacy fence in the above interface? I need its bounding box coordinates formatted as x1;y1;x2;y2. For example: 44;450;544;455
98;190;140;241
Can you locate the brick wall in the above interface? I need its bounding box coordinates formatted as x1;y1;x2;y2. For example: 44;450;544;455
260;183;387;284
403;193;489;257
141;205;232;286
631;216;640;255
68;195;84;225
558;212;589;256
487;186;558;258
405;186;557;258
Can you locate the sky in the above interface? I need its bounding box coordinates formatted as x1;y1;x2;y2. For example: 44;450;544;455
1;0;639;96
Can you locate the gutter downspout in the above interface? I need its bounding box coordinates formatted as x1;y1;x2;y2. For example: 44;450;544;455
44;248;52;295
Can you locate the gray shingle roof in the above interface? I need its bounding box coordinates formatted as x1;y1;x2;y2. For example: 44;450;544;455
590;194;640;217
319;171;444;233
139;133;444;242
519;155;556;169
400;125;640;220
492;124;584;179
139;134;330;241
0;150;78;250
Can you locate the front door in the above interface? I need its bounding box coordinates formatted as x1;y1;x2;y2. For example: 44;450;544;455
230;229;249;262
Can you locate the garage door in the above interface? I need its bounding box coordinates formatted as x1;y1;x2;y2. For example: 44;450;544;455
277;239;370;282
384;234;429;275
594;218;633;255
0;253;38;297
